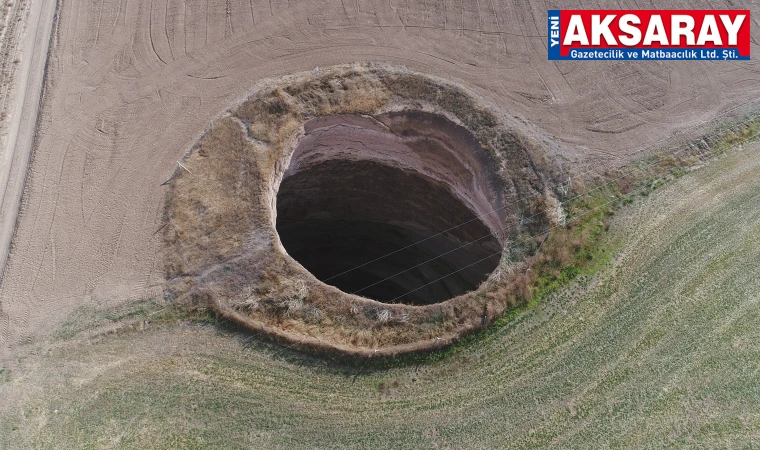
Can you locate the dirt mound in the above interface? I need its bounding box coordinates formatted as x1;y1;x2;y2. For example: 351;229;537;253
164;66;563;356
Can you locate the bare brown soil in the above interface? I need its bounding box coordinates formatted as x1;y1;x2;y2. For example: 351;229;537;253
1;0;760;361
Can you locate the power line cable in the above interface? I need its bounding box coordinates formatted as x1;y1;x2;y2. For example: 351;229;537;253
351;232;498;295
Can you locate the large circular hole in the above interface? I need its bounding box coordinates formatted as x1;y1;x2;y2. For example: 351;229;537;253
275;111;505;305
166;68;557;353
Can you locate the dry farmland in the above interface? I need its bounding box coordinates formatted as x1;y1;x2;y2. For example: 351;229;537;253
0;0;759;447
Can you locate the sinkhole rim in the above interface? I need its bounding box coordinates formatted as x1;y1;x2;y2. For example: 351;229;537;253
164;64;557;357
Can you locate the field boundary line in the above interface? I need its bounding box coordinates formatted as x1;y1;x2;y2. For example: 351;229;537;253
0;0;59;285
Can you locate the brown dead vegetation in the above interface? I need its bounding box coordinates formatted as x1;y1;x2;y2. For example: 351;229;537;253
165;118;260;279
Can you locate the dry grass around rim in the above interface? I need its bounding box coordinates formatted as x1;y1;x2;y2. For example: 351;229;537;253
163;65;574;357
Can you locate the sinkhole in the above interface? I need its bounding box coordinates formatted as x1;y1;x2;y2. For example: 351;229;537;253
275;111;506;305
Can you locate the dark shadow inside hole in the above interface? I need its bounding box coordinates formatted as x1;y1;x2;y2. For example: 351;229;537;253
276;160;501;305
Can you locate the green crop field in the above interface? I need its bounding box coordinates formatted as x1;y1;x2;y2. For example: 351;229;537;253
1;143;758;449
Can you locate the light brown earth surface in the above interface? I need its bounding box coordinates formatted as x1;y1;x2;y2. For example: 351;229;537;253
1;0;760;361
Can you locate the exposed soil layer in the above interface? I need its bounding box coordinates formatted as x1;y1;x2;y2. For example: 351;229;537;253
276;112;504;305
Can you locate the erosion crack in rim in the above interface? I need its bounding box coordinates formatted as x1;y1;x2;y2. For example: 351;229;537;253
163;64;561;357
